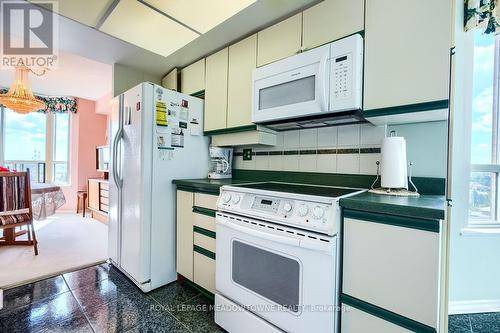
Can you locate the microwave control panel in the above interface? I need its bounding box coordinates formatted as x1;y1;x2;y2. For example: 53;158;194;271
329;34;363;112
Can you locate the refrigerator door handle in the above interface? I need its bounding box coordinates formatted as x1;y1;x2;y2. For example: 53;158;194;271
112;95;124;189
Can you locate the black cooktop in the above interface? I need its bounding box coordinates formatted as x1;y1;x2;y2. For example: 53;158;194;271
235;182;363;198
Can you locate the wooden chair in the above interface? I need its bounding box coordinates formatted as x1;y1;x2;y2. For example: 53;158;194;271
0;171;38;255
76;190;88;217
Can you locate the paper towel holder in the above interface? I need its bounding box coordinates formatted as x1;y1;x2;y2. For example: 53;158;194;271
368;131;420;197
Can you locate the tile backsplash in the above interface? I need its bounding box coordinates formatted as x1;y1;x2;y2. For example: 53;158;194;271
233;121;448;178
234;124;385;175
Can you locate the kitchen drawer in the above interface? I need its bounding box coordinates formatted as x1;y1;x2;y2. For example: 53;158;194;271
100;182;109;191
194;192;218;210
100;203;109;213
193;251;216;294
341;303;411;333
194;230;216;253
100;196;109;205
193;212;215;232
100;189;109;198
342;214;440;328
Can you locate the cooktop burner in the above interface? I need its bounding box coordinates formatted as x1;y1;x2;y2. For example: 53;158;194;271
235;182;363;198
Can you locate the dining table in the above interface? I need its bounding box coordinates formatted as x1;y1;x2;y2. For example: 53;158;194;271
1;183;66;244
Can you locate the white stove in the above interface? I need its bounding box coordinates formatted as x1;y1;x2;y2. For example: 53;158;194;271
218;182;365;236
214;182;366;333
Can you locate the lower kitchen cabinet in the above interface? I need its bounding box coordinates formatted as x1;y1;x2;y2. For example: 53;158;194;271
176;190;218;295
341;209;443;332
341;303;412;333
88;178;109;223
176;190;194;280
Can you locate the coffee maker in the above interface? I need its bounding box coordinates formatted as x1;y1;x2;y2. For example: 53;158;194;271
208;147;233;179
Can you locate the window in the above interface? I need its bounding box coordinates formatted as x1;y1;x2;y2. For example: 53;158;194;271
0;107;71;185
469;31;500;225
53;113;70;184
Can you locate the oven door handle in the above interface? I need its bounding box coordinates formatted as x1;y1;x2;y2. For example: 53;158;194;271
217;218;301;247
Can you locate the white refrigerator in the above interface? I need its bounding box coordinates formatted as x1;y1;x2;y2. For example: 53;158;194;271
108;82;209;292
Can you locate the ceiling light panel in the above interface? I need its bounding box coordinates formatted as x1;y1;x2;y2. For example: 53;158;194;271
99;0;199;57
34;0;115;28
144;0;256;34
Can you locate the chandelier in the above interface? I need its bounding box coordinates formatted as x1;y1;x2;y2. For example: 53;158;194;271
0;64;47;114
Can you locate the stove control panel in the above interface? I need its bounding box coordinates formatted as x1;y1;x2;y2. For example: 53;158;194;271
217;190;339;235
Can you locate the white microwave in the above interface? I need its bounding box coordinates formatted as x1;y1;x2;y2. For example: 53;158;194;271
252;34;364;130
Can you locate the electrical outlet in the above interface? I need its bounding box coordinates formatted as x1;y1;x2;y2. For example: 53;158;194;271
243;149;253;161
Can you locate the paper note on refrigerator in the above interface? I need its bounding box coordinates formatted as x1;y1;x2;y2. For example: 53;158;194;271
189;113;202;136
156;101;168;126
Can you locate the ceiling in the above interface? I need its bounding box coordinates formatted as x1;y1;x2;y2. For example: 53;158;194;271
23;0;319;76
36;0;257;58
0;50;112;101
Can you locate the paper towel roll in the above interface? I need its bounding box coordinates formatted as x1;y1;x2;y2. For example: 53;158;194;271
381;136;408;189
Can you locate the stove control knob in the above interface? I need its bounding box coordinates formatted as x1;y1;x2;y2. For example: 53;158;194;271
313;206;325;219
297;204;309;217
283;202;293;212
232;194;240;204
223;193;231;203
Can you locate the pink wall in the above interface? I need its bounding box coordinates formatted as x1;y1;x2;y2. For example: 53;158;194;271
59;98;108;211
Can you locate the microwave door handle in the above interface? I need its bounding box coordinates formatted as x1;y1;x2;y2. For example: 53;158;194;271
217;217;300;247
317;52;329;111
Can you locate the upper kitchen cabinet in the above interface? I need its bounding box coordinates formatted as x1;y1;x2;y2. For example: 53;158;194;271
181;58;206;95
162;68;178;91
302;0;364;50
363;0;452;114
227;34;257;128
204;48;229;131
257;13;302;67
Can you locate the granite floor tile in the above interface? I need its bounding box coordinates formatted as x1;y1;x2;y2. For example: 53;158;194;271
72;275;131;310
0;275;69;314
63;264;110;290
83;287;160;333
470;312;500;333
149;281;200;309
37;310;94;333
448;314;472;333
124;311;190;333
0;291;81;333
168;295;224;333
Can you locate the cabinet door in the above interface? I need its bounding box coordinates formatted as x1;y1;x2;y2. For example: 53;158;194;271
257;13;302;67
364;0;452;111
181;58;205;95
162;68;178;91
176;190;194;280
341;304;411;333
302;0;364;50
204;48;229;131
193;252;216;294
88;180;100;211
227;34;257;128
343;216;440;328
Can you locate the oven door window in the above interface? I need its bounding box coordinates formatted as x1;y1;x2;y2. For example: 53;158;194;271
232;240;301;312
258;75;315;110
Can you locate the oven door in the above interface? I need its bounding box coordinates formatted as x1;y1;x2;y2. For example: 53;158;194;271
252;45;330;124
216;212;337;333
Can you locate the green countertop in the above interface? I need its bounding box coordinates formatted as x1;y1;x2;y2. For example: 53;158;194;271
340;192;446;220
173;175;446;221
173;178;251;195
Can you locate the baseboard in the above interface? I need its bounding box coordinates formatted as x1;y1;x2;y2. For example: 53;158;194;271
449;299;500;314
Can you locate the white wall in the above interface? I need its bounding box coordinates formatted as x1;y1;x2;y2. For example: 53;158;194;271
113;63;162;97
448;0;500;313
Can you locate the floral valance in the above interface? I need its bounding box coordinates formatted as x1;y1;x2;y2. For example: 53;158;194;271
0;88;77;114
465;0;500;34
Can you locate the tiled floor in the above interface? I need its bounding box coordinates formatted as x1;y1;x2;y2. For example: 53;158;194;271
0;263;224;333
449;313;500;333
